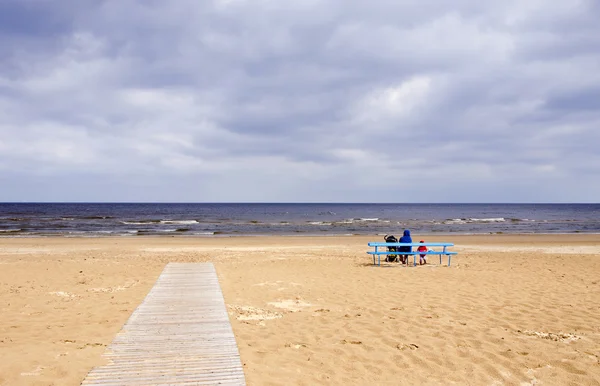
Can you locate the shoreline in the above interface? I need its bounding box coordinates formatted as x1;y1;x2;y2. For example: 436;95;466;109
1;231;600;239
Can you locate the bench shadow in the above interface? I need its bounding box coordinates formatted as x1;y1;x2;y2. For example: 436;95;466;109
356;262;410;268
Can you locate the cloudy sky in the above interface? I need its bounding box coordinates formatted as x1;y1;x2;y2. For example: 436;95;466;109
1;0;599;203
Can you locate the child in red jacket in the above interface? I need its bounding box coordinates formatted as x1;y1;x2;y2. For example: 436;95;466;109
417;240;428;265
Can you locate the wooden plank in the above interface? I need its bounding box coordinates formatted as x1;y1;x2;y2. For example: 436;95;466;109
81;263;246;385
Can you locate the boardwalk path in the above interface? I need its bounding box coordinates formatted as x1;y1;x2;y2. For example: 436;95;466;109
81;262;246;385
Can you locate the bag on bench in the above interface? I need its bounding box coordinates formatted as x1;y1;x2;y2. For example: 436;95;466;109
384;234;398;262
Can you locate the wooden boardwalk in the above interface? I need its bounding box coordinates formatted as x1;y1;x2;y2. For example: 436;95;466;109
81;263;246;385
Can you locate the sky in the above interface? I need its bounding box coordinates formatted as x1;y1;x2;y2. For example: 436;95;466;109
1;0;599;203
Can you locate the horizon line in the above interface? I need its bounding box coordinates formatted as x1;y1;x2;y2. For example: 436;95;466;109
1;202;599;205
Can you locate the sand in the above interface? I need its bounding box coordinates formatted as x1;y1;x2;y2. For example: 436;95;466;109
0;234;599;385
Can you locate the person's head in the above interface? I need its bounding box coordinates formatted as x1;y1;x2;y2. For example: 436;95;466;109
403;229;411;236
420;240;424;243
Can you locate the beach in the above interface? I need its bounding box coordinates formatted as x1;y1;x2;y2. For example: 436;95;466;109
1;235;599;385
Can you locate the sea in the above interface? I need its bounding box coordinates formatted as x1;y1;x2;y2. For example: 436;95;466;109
0;203;599;237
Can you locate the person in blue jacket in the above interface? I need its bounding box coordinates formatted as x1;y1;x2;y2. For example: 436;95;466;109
398;229;412;264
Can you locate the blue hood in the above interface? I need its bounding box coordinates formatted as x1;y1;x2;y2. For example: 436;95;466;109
398;229;412;251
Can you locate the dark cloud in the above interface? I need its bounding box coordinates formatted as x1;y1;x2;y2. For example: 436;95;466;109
544;88;600;112
0;1;73;37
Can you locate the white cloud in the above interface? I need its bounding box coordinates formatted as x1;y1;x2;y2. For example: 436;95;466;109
353;76;432;126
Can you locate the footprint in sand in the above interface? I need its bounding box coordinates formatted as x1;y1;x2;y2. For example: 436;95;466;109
396;343;419;350
285;342;308;349
340;339;363;345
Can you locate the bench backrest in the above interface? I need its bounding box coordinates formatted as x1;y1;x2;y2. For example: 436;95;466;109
368;242;454;247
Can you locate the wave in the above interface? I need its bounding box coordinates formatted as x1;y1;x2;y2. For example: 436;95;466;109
73;230;126;235
121;220;199;225
160;220;199;225
340;218;385;223
444;218;506;224
308;219;387;226
135;230;166;235
334;218;377;224
471;218;506;222
0;228;22;233
135;228;195;234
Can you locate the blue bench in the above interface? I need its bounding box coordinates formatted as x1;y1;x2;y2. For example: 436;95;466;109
367;242;458;267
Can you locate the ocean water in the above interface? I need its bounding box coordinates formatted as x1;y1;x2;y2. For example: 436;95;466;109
0;203;599;237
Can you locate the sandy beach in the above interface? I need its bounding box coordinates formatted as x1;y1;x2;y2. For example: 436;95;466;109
1;234;599;385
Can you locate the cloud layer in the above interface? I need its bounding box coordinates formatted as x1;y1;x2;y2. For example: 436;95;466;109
1;0;599;202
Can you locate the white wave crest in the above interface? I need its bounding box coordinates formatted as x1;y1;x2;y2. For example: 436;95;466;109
469;218;506;222
160;220;199;225
444;218;506;224
445;219;466;224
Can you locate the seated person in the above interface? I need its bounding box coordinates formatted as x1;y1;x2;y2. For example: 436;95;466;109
417;240;428;265
398;229;412;264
